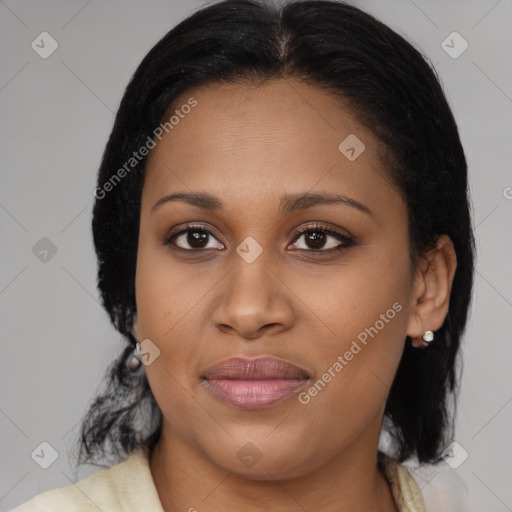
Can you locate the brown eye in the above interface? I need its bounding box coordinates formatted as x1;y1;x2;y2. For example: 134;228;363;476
289;225;355;254
304;230;328;250
165;225;224;251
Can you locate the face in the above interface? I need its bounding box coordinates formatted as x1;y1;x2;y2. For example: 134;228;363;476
135;79;416;479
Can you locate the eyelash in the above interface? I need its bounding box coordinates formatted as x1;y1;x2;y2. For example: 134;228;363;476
164;223;355;256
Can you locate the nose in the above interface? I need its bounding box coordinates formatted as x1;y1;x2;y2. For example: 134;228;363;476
210;251;295;341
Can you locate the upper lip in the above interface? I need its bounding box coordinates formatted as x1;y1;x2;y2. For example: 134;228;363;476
202;356;310;380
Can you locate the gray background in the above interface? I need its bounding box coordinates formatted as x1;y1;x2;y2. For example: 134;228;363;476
1;0;511;510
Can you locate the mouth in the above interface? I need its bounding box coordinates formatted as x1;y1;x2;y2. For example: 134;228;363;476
201;356;311;409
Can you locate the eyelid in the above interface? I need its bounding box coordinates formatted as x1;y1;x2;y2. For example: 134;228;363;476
289;222;354;244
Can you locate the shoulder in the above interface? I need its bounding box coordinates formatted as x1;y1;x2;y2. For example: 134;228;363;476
379;452;427;511
8;448;164;512
402;457;469;512
379;451;469;512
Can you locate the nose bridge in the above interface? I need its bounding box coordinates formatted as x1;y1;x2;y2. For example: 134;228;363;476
227;240;275;310
211;238;291;336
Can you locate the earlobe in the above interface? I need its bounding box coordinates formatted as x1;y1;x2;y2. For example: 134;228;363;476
406;234;457;347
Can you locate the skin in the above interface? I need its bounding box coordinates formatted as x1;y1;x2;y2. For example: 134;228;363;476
133;78;457;512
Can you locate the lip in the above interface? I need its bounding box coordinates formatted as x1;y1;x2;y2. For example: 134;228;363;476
202;356;310;409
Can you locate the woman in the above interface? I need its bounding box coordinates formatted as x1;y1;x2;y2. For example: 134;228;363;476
10;0;474;510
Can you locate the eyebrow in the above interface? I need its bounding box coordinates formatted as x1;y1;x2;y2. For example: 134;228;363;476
151;191;373;217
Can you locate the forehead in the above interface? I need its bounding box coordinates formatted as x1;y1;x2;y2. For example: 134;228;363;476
142;79;400;219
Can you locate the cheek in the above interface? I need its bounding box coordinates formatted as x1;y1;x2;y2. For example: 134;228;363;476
135;238;197;336
134;245;207;428
134;241;206;378
305;242;411;347
299;242;411;411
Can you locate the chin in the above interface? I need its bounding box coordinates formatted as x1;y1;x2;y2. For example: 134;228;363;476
201;434;321;481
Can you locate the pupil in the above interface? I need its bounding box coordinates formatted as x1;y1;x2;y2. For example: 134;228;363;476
188;230;208;248
307;230;325;249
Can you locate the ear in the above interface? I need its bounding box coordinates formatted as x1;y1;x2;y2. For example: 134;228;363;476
406;234;457;348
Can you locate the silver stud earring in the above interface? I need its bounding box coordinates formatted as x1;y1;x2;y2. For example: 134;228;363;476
422;330;434;344
128;342;142;372
411;330;435;348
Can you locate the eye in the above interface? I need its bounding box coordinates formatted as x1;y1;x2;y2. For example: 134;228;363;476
165;224;224;251
288;223;355;255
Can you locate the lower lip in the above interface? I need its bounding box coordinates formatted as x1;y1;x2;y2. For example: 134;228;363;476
203;378;308;409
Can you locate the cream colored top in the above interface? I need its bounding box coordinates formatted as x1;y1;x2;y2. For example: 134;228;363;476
9;449;427;511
